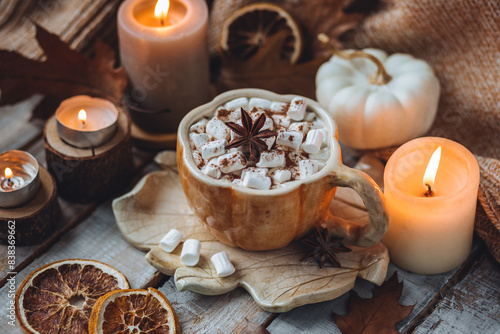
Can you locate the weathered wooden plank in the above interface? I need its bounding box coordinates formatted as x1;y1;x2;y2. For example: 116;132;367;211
0;197;158;332
159;278;271;334
413;251;500;334
266;263;460;333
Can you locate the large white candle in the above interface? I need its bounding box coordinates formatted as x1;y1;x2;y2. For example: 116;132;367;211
383;137;480;274
117;0;211;133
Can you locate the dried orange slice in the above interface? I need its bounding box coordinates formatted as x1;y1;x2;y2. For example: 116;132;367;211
220;3;302;63
15;259;129;334
88;287;180;334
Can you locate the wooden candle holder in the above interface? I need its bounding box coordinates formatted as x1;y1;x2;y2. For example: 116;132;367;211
44;110;134;203
0;167;60;246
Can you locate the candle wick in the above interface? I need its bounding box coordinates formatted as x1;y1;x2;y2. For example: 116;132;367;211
161;17;165;26
424;183;433;197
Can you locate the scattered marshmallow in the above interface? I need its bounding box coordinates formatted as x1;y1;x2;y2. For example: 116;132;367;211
271;114;291;128
312;118;325;129
180;239;201;266
210;252;236;277
271;169;292;183
201;158;221;179
189;133;210;150
276;131;304;150
288;122;311;135
160;229;183;252
263;137;276;150
287;97;307;121
299;160;319;179
270;101;288;113
303;129;324;154
224;97;248;110
249;97;272;110
232;179;243;186
242;171;272;190
190;118;208;134
206;117;230;140
201;139;227;160
241;167;268;179
261;117;274;131
217;151;246;173
256;150;285;168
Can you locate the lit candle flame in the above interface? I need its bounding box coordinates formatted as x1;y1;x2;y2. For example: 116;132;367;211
154;0;170;26
423;146;441;196
78;109;87;126
5;167;13;180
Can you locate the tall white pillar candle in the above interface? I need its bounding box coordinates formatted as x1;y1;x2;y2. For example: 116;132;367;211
118;0;211;132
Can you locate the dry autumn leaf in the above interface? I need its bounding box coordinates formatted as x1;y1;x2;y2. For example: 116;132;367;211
217;30;327;99
0;25;127;120
334;273;415;334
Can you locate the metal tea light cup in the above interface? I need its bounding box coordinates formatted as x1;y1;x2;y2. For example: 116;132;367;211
0;150;41;208
56;95;119;148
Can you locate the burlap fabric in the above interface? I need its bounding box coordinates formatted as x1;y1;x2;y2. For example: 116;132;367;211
344;0;500;263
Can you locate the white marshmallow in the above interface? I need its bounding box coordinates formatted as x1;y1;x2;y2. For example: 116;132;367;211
242;172;272;190
305;112;316;122
210;252;236;277
180;239;201;266
263;137;276;150
232;179;243;186
206;117;230;140
216;108;240;122
159;229;183;252
287;97;307;121
271;114;291;128
220;174;235;183
288;151;307;163
256;150;285;168
201;158;221;179
303;130;324;154
225;97;248;110
276;131;303;150
318;129;329;148
249;109;266;122
309;147;330;161
241;167;267;179
288;122;311;135
271;169;292;183
201;139;227;160
189;133;210;150
312;118;325;129
249;97;272;109
189;118;208;134
299;160;319;179
270;101;288;113
217;151;246;173
192;151;203;167
261;117;274;131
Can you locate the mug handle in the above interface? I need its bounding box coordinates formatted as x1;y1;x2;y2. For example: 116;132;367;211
325;164;389;247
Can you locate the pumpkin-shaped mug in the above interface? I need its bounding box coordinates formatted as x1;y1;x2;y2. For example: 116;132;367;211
177;89;388;251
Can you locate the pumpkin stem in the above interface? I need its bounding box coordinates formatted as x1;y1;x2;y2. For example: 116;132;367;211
317;33;392;85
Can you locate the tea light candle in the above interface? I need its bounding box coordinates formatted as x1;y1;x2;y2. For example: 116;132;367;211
118;0;211;133
383;137;480;274
56;95;119;148
0;150;41;208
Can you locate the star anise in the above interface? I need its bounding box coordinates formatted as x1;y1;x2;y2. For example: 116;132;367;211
300;227;351;268
225;108;276;161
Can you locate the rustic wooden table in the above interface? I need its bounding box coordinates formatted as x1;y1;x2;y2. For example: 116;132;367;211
0;1;499;333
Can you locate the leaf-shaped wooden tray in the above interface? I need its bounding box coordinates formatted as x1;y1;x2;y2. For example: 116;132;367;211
113;152;389;312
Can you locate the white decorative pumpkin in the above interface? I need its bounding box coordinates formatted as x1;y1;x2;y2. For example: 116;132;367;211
316;48;440;150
